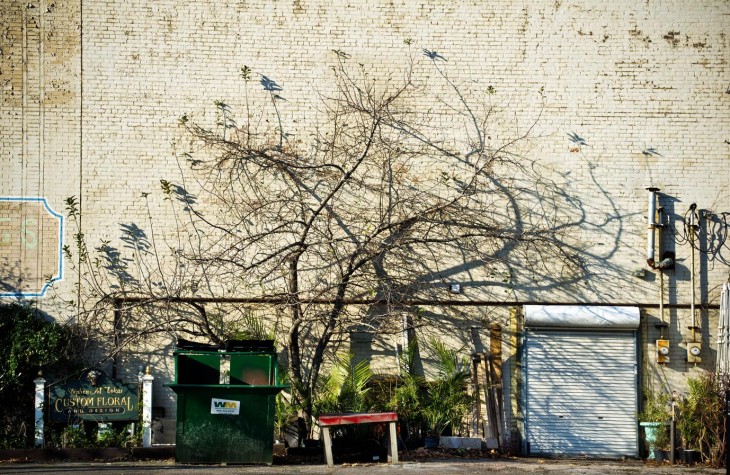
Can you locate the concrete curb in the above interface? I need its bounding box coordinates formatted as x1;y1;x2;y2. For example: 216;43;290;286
0;446;175;462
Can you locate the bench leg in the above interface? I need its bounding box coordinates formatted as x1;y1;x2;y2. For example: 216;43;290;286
322;426;334;467
387;421;398;464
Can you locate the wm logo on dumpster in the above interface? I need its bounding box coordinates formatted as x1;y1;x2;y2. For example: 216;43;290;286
211;398;240;415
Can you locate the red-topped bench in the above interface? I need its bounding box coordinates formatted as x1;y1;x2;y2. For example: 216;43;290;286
317;412;399;467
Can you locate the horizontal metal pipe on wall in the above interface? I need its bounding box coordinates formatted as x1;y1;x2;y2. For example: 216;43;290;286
113;296;720;310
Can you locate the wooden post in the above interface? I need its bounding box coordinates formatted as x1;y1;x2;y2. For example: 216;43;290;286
471;354;483;437
509;306;524;454
388;421;398;463
490;323;503;448
142;367;154;447
322;426;334;467
34;373;45;447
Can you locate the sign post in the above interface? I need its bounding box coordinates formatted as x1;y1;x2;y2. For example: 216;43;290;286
141;367;154;447
34;373;46;447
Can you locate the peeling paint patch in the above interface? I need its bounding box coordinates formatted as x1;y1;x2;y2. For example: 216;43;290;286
663;31;680;47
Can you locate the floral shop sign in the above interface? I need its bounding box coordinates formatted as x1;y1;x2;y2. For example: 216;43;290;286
50;370;139;422
0;197;63;297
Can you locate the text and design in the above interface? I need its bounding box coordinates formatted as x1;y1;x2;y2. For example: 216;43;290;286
49;371;139;422
211;398;241;415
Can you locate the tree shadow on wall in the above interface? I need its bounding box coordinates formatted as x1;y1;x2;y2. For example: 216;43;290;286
62;50;652;432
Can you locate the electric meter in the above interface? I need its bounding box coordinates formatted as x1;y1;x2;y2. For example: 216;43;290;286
687;342;702;363
656;339;670;363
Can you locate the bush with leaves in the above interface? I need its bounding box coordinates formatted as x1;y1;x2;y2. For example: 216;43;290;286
385;339;426;440
639;390;672;423
0;302;78;448
95;423;140;448
57;425;89;448
312;352;380;447
314;352;373;416
676;371;728;467
44;421;139;449
422;338;473;437
638;390;672;451
274;365;298;443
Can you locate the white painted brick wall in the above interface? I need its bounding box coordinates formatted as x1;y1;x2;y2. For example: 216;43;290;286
1;0;728;433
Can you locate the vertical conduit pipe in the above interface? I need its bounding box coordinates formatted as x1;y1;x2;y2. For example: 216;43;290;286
647;188;659;266
726;285;729;374
689;208;697;343
719;286;724;375
723;283;730;374
719;283;730;375
647;188;663;336
658;209;666;334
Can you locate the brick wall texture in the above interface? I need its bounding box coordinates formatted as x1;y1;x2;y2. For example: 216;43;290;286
1;0;729;442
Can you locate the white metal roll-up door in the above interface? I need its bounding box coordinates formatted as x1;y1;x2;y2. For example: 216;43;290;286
524;328;638;458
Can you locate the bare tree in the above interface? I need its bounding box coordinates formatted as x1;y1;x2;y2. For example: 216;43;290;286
55;47;589;434
156;48;588;431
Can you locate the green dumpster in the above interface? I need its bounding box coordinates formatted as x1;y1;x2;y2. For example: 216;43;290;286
166;339;288;464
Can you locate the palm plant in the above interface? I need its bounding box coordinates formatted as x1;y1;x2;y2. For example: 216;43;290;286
422;338;474;437
676;371;728;466
313;352;375;446
274;365;297;442
387;339;426;440
314;352;373;415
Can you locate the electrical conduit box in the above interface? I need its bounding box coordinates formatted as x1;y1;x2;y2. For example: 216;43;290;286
656;339;670;364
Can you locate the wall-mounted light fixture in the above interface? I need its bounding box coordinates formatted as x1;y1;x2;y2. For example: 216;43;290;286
449;283;461;294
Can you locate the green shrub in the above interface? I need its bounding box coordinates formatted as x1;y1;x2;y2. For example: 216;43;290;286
676;371;728;467
639;390;671;422
0;302;79;449
59;425;89;448
422;338;473;437
314;352;373;416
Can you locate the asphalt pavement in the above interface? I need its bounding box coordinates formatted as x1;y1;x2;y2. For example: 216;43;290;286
0;458;725;475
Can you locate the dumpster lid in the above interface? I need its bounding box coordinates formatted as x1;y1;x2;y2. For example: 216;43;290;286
225;339;275;352
176;338;221;351
175;338;276;352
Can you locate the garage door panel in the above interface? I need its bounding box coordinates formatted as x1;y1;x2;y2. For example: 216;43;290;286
528;363;633;373
524;329;638;458
528;371;634;382
528;398;635;412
